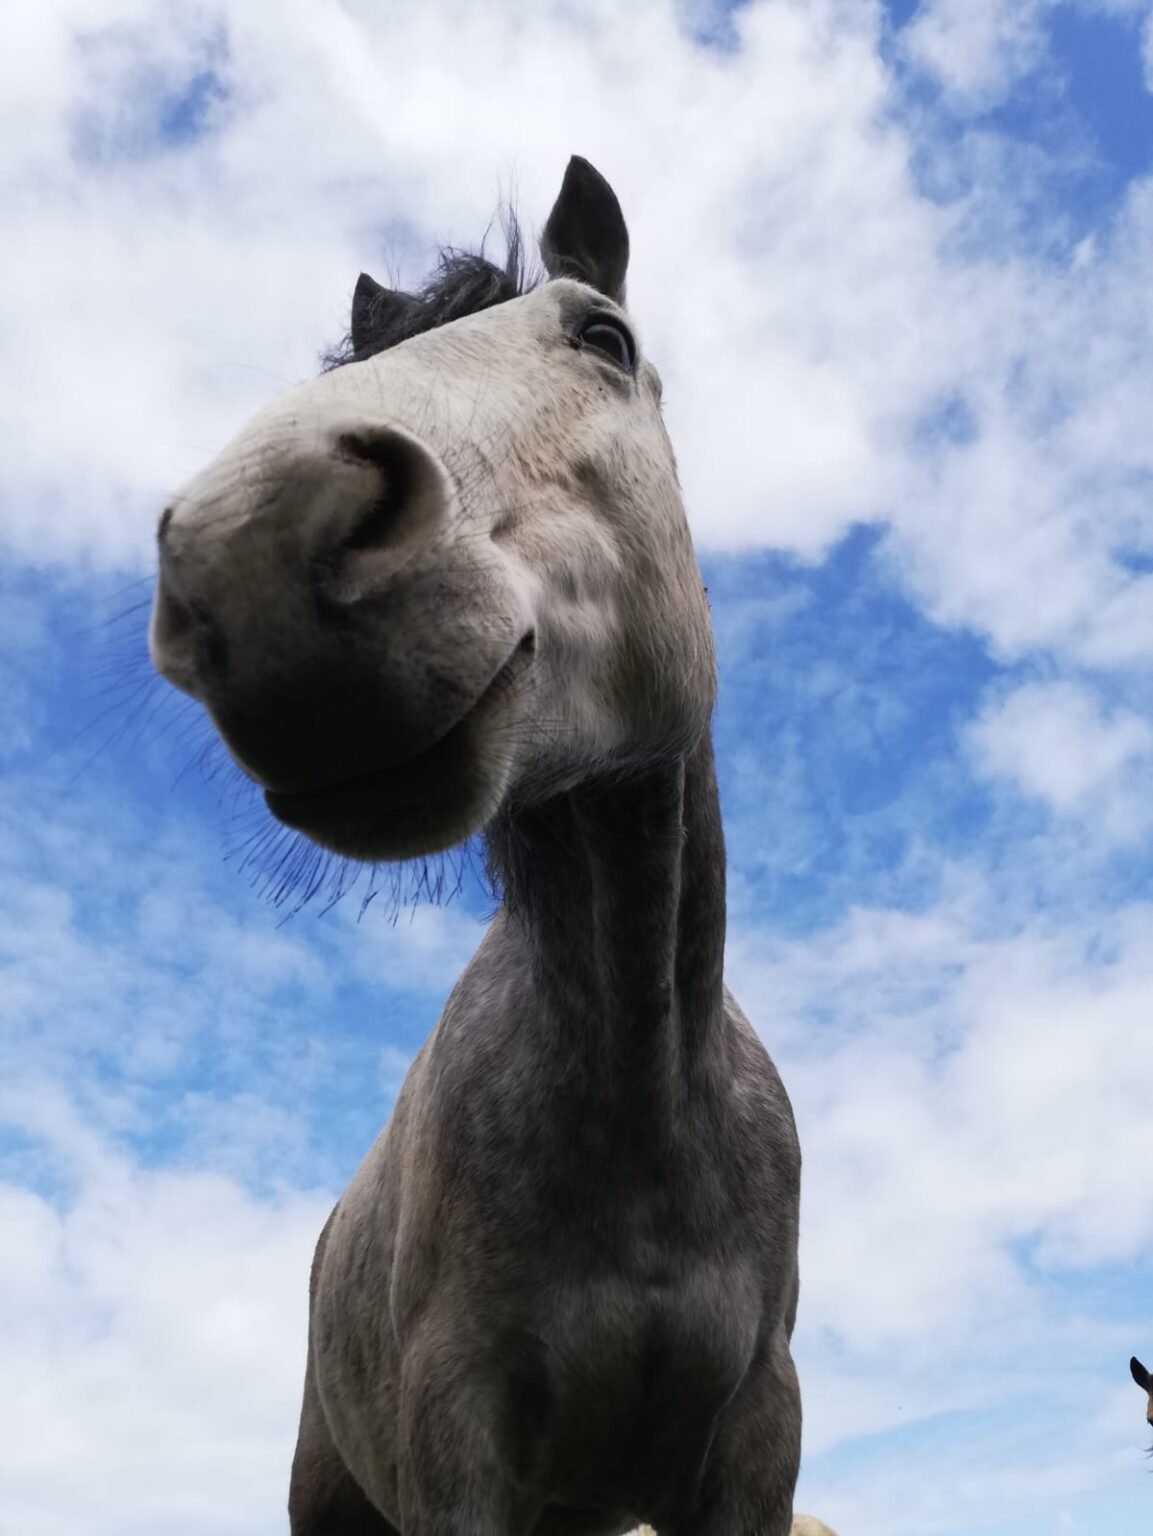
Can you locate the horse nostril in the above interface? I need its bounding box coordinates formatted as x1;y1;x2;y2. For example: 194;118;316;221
335;429;421;554
344;478;412;554
152;550;230;684
337;431;384;463
196;602;230;676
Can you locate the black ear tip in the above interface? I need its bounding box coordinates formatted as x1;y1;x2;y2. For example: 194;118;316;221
354;271;381;297
566;154;609;187
1133;1356;1149;1384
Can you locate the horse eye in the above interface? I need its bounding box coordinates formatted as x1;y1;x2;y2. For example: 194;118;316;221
577;315;636;372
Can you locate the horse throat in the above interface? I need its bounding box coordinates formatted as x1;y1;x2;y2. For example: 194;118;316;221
486;731;728;1101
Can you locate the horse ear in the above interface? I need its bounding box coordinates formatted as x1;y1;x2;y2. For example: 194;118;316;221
350;272;416;355
1133;1357;1151;1391
540;156;629;305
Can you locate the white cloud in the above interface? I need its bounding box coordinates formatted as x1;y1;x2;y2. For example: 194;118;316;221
902;0;1051;107
904;0;1153;107
0;1090;329;1536
968;679;1153;832
800;1404;1142;1536
885;176;1153;667
728;889;1153;1523
734;895;1153;1315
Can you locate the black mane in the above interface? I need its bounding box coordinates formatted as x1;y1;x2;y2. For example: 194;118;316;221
325;215;537;370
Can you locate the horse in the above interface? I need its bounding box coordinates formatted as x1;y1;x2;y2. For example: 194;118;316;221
150;154;822;1536
1133;1357;1153;1446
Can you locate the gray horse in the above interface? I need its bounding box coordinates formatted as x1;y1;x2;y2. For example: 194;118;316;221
1133;1357;1153;1442
151;156;814;1536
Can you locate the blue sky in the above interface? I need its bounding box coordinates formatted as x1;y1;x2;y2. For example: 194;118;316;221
3;3;1153;1534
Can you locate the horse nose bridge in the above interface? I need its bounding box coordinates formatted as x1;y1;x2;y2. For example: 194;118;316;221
167;418;455;582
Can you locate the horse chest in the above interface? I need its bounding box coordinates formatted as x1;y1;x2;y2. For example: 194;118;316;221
549;1263;757;1403
537;1266;760;1509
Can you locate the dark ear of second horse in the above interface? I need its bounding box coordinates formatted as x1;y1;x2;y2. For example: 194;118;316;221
540;155;630;306
350;275;419;357
1133;1356;1151;1391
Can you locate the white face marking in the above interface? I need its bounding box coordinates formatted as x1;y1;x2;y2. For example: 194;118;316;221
150;281;714;860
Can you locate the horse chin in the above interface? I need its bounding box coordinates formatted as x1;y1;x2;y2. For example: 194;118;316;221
261;645;530;861
266;769;503;862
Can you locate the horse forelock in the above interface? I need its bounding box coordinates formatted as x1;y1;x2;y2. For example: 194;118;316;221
325;214;540;369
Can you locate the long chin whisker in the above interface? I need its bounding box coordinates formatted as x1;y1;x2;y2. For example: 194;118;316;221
217;799;488;925
203;697;579;920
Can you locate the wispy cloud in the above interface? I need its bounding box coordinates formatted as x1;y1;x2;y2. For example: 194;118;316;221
0;1088;327;1536
969;679;1153;837
731;888;1153;1521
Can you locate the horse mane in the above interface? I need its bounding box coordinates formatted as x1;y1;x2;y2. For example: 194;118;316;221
324;214;538;369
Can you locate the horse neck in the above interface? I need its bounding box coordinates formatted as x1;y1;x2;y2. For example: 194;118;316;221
486;731;728;1102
